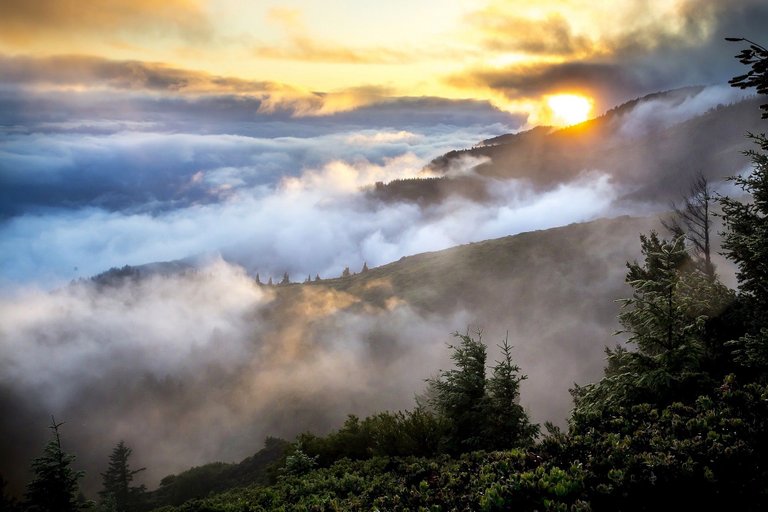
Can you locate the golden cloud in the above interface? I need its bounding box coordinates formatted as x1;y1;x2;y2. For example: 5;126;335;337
464;0;720;61
0;54;396;117
253;6;410;64
0;0;211;44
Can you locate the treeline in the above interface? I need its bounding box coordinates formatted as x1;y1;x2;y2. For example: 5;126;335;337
254;261;370;287
294;332;536;468
0;429;289;512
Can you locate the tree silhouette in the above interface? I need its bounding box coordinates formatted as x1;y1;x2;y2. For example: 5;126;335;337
484;333;538;448
25;417;85;512
99;441;146;512
662;171;715;278
427;331;488;452
727;38;768;117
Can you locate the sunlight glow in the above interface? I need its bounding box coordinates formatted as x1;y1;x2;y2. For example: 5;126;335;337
546;94;593;126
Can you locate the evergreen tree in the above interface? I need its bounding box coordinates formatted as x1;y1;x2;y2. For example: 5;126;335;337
314;274;320;282
267;277;273;286
484;334;538;449
25;417;84;512
99;441;146;512
341;267;350;278
573;232;731;417
722;38;768;372
719;134;768;371
618;232;693;356
255;273;261;285
427;331;487;452
361;262;369;273
280;272;290;285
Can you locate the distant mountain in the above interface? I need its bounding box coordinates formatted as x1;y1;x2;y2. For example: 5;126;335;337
78;215;660;426
371;89;763;205
258;215;662;424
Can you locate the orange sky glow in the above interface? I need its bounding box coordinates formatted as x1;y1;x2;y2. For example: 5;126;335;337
0;0;733;125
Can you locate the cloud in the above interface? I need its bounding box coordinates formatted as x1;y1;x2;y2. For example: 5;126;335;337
0;258;472;494
449;0;768;120
465;10;594;56
0;149;620;289
614;85;751;137
0;54;292;95
0;0;211;45
253;7;410;64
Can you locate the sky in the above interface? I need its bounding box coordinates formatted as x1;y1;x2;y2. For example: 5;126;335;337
1;0;766;120
1;0;767;287
1;0;767;496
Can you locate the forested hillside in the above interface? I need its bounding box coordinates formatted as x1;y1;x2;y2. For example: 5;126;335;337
372;90;764;206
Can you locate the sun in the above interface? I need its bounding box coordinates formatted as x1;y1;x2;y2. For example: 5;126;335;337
546;94;593;126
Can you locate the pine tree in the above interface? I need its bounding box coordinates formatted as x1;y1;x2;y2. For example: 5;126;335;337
427;331;487;452
280;272;290;285
719;134;768;370
484;334;538;449
98;441;146;512
341;267;350;278
314;274;320;282
618;232;692;356
573;231;733;419
255;273;261;285
361;262;369;273
267;277;273;286
25;417;85;512
722;39;768;371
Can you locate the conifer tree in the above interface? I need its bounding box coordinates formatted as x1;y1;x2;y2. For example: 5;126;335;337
427;331;488;452
484;334;538;448
342;267;350;278
280;272;290;285
98;441;146;512
25;417;84;512
719;135;768;370
722;38;768;372
361;262;369;273
573;231;732;419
